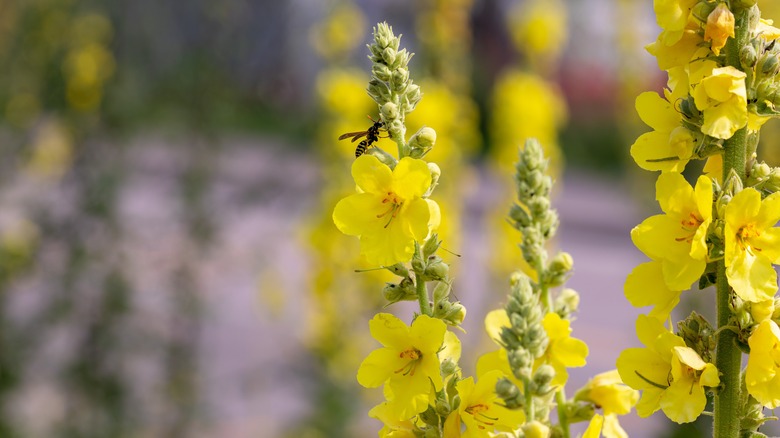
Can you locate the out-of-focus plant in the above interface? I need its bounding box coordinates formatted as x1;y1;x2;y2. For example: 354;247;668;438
618;2;780;437
332;22;640;438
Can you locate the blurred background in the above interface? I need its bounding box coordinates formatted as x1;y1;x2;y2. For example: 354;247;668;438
2;0;780;437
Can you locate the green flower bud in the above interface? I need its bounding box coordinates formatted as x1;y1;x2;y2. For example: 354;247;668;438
382;277;417;304
409;126;437;158
565;400;596;423
741;44;758;69
443;302;466;326
532;364;555;396
434;397;451;417
424;257;449;281
418;405;439;427
432;280;451;303
677;311;715;363
381;47;396;66
520;139;544;170
509;203;532;228
405;84;422;110
555;288;580;315
760;54;780;77
422;234;441;258
386;263;409;277
392;67;410;92
507;349;533;375
392;48;410;69
522;421;551;438
367;78;392;103
691;1;716;23
423;428;441;438
545;251;573;288
440;357;458;376
496;378;524;409
372;63;392;82
380;102;399;121
425;162;441;195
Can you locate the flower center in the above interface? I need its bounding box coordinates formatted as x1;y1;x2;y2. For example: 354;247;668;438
675;212;704;243
377;191;403;228
737;223;762;254
465;403;498;430
394;347;422;376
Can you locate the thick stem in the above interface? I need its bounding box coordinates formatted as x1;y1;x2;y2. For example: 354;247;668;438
714;259;742;438
713;7;751;436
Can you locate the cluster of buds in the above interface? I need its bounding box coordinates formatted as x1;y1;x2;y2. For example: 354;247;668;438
509;139;559;269
367;22;422;151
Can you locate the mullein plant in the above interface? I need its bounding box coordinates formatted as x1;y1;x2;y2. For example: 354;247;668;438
334;23;639;437
618;1;780;436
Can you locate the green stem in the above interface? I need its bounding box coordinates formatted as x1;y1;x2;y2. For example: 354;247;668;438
713;8;751;436
413;243;432;316
556;389;570;438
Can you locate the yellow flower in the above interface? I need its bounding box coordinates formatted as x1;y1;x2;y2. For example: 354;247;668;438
443;370;526;437
333;155;441;266
617;315;719;423
756;18;780;41
508;0;568;63
357;313;447;418
583;414;629;438
653;0;697;44
691;65;748;139
724;189;780;302
576;370;638;438
369;402;418;438
746;320;780;408
630;91;695;172
624;261;682;320
646;28;701;70
704;3;735;56
539;312;588;387
631;173;712;290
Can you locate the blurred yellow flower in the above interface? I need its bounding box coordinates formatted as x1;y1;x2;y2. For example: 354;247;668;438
508;0;568;63
746;320;780;408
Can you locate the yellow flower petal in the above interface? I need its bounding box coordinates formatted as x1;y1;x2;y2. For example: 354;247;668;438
636;91;678;132
583;414;603;438
352;154;392;194
485;309;511;344
391;157;432;200
333;192;385;236
630;131;689;172
624;261;681;320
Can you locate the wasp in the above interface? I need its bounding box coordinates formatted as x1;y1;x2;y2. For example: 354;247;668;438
339;116;385;158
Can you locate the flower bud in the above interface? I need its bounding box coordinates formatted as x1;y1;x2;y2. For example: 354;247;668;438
496;378;524;409
435;397;451;417
522;421;551;438
555;288;580;315
545;251;573;288
382;278;417;304
532;364;556;396
441;357;458;376
740;44;758;69
391;67;410;92
432;280;451;303
566;401;596;423
425;162;441;195
424;256;449;281
409;126;437;158
677;311;715;363
380;102;399;121
422;234;441;258
386;263;409;277
443;302;466;326
381;47;396;66
372;63;392;82
703;2;735;56
367;78;392;103
509;204;532;229
418;405;439;427
761;54;780;77
507;349;533;374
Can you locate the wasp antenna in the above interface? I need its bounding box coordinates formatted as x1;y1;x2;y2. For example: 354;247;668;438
441;246;462;257
354;266;387;273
